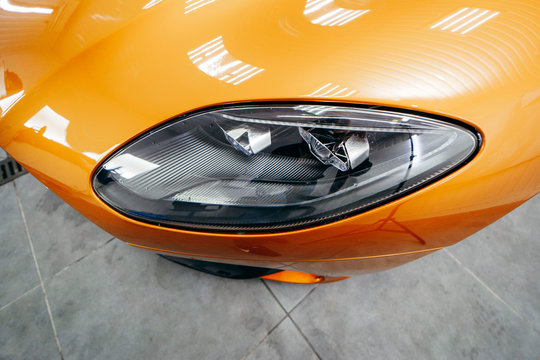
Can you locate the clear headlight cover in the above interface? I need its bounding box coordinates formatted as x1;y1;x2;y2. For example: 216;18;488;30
93;104;479;232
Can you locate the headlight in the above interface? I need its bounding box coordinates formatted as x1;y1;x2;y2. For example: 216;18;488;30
93;103;480;232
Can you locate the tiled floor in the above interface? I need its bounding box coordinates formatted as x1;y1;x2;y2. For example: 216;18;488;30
1;174;539;360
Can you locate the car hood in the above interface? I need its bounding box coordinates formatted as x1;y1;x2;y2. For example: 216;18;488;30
2;0;539;119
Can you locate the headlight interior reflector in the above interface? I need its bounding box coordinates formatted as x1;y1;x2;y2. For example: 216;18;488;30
93;104;479;232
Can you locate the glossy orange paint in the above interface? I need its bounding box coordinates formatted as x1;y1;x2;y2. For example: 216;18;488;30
260;271;349;284
1;0;539;277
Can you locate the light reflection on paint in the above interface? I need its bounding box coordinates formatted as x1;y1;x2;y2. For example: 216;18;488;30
0;0;53;14
294;105;337;115
24;106;70;148
103;154;159;179
188;36;264;85
142;0;162;10
185;0;216;14
303;83;357;97
431;7;500;35
0;90;24;117
82;152;101;160
304;0;369;27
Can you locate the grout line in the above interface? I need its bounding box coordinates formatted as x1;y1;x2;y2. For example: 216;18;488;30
240;311;288;360
285;284;323;360
14;182;65;360
288;284;319;315
46;237;116;281
0;283;41;313
444;248;540;335
238;280;290;359
260;280;323;360
0;226;114;311
260;278;320;315
261;279;289;314
288;312;323;360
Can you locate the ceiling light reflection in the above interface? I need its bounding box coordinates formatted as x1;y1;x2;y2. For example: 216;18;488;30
185;0;216;14
24;106;70;148
188;36;264;85
103;154;159;179
0;0;53;14
431;8;500;35
0;90;24;117
304;0;369;27
82;152;101;161
461;12;499;34
142;0;162;10
294;105;337;115
303;83;357;97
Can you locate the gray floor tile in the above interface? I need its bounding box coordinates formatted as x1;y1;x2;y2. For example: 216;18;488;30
290;251;540;360
447;194;540;332
0;183;39;308
14;175;113;279
263;280;317;313
0;286;60;360
245;318;318;360
45;240;285;360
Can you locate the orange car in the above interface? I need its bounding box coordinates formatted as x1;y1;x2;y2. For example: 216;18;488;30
1;0;539;283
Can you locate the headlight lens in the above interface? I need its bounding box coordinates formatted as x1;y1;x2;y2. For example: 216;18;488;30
93;104;479;232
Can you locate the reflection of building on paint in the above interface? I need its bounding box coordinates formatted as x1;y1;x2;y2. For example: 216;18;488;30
0;63;6;98
431;8;499;35
1;63;23;98
24;106;70;147
304;0;369;26
188;36;264;86
304;83;357;97
185;0;216;14
0;63;24;117
0;0;53;14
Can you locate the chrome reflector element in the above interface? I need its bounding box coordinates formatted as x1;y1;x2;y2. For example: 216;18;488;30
93;104;479;232
217;121;271;155
298;128;369;171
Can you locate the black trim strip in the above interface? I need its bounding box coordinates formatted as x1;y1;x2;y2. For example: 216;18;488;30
160;255;281;279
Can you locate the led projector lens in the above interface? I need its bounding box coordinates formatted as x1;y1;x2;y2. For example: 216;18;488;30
93;104;479;232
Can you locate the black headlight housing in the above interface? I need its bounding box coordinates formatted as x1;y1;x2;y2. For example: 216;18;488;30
93;103;480;233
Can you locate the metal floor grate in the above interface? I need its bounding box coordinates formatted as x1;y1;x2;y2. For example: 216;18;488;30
0;156;27;186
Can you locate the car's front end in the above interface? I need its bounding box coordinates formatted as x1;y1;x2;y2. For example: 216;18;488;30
1;0;539;282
